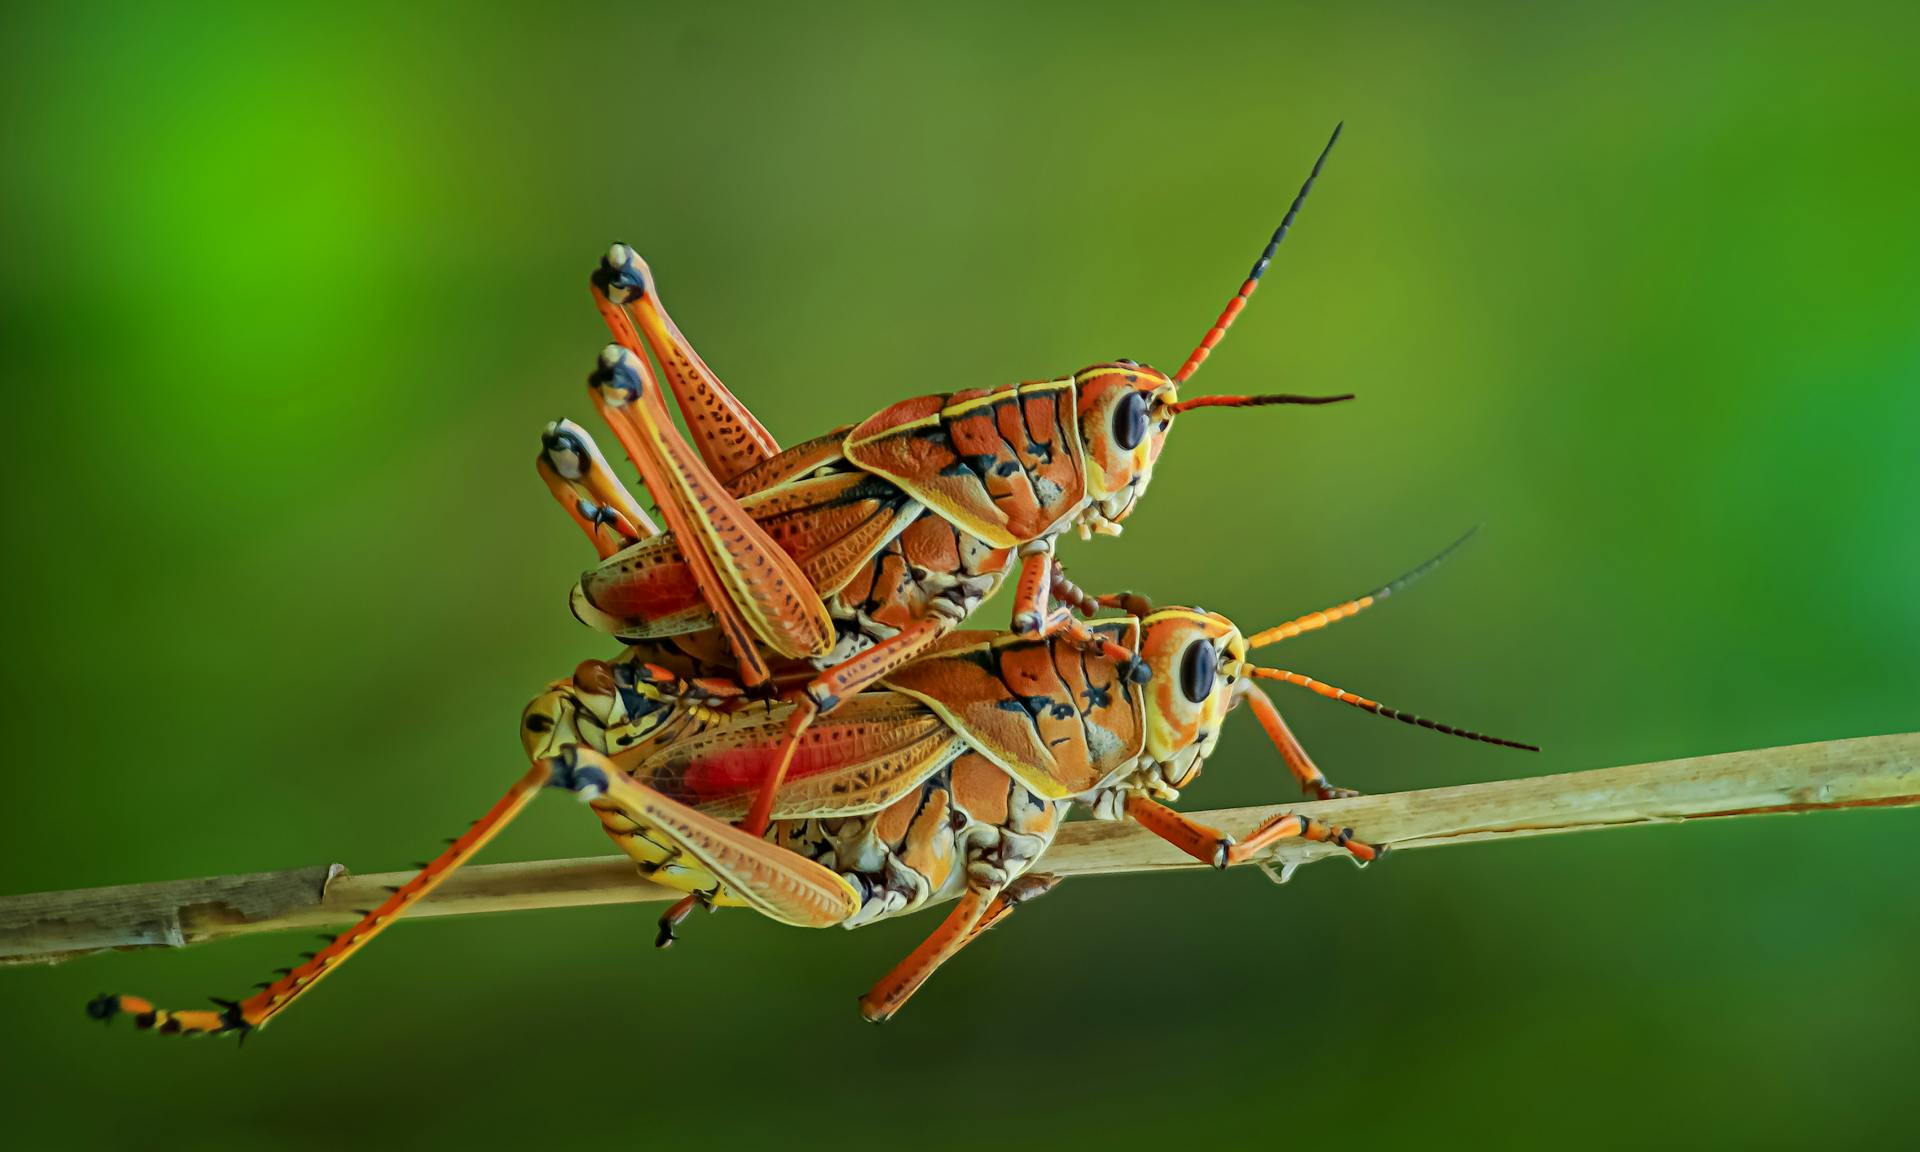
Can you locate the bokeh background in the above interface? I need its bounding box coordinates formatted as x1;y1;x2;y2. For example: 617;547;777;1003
2;2;1915;1148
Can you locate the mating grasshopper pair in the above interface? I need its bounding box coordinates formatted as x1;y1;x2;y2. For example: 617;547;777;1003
90;126;1533;1037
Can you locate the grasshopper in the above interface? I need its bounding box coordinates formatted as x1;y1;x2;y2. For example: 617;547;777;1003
548;126;1357;840
89;532;1533;1036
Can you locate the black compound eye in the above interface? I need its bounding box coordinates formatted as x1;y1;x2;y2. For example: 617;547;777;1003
1179;639;1217;704
1112;389;1149;451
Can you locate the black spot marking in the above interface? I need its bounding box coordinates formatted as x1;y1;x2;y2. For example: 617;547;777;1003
996;694;1058;721
956;452;1002;484
910;424;955;450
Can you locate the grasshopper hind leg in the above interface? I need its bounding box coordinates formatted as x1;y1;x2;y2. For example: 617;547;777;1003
538;418;659;558
856;871;1062;1024
87;750;614;1039
592;244;780;490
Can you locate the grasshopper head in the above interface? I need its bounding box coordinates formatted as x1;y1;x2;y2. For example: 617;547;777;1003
1135;607;1248;793
1073;361;1177;536
1071;362;1353;541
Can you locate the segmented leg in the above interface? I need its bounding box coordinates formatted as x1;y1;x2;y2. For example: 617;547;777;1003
593;768;859;928
538;419;659;558
743;617;952;837
1048;564;1156;679
855;871;1061;1023
1017;558;1150;682
655;888;718;948
87;751;615;1038
1125;794;1381;867
858;882;1003;1023
87;745;860;1039
1010;542;1059;635
1050;563;1153;621
589;345;835;681
592;245;780;490
960;872;1060;944
1238;683;1357;801
1059;616;1151;683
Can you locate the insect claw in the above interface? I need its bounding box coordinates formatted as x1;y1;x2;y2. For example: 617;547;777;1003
319;934;339;942
384;885;403;893
298;952;318;961
273;968;293;977
254;982;274;990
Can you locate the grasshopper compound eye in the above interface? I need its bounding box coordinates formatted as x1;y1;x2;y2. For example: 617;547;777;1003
1112;389;1150;451
1180;638;1218;703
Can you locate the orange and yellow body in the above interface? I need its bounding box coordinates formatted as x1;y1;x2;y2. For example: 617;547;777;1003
554;126;1353;837
567;355;1221;667
90;563;1530;1036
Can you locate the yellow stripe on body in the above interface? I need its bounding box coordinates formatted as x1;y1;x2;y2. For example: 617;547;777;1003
843;377;1075;450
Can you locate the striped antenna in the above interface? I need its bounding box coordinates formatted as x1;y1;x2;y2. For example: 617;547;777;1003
1242;665;1539;751
1248;526;1480;648
1168;391;1353;414
1172;122;1342;385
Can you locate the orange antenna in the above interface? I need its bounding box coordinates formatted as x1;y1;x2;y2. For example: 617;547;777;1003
1168;391;1353;414
1243;665;1539;751
1172;122;1342;385
1248;526;1480;648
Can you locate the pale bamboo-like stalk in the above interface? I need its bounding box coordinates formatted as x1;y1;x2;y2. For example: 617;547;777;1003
2;732;1914;967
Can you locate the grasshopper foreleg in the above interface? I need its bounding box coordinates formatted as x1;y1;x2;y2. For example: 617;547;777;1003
1124;793;1381;868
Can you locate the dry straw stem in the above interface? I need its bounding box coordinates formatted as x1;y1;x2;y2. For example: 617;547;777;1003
4;732;1915;967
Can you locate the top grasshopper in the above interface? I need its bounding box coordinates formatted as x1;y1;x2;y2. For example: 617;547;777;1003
545;126;1352;839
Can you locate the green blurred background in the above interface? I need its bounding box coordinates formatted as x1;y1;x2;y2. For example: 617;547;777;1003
2;1;1915;1147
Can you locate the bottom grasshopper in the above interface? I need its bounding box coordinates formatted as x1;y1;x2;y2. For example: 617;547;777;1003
89;546;1532;1035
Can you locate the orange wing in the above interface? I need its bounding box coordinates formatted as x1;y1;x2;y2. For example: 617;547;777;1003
576;470;922;638
634;694;967;821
